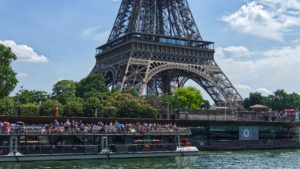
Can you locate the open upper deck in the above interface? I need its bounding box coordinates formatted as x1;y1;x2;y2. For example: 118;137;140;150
0;122;191;136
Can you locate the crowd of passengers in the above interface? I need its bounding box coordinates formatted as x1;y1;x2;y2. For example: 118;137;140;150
0;120;188;134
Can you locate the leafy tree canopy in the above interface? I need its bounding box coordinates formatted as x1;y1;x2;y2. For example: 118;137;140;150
105;92;157;119
64;97;84;117
243;89;300;111
267;89;300;111
0;44;18;98
0;97;16;115
103;106;117;118
243;92;266;109
201;100;211;109
144;95;165;110
76;74;108;99
19;103;39;116
84;97;103;117
52;80;77;104
171;87;203;110
40;99;63;116
15;90;48;104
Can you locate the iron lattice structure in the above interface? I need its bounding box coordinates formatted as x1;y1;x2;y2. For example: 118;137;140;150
92;0;242;106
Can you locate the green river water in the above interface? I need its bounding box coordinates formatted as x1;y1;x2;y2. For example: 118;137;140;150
0;150;300;169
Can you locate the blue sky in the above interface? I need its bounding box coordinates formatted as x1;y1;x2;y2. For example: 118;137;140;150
1;0;300;101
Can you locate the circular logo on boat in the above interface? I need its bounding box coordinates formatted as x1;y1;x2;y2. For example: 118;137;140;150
243;129;250;138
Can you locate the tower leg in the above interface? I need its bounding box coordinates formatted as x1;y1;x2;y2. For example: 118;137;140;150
121;58;150;94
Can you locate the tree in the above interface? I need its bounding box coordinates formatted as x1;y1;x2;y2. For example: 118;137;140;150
19;103;39;116
52;80;77;104
64;97;84;116
122;88;139;97
267;89;289;111
201;100;211;109
136;104;157;118
15;90;48;104
0;97;16;115
144;95;165;110
103;106;117;118
0;44;18;98
287;93;300;110
171;87;203;110
243;92;266;109
76;74;108;99
40;100;63;116
267;90;300;111
84;97;103;117
115;101;157;118
105;92;157;118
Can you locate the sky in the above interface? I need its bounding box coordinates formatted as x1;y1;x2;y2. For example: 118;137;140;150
0;0;300;101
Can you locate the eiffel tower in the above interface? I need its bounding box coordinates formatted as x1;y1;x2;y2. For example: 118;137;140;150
92;0;242;106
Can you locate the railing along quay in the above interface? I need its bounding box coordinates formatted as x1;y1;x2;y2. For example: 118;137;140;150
176;110;297;122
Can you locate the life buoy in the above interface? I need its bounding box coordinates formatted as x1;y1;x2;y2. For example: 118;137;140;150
243;129;250;138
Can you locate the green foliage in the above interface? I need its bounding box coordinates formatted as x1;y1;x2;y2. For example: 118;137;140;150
15;90;48;104
172;87;203;109
0;44;18;98
201;100;211;109
84;97;103;117
288;93;300;110
122;88;139;97
161;94;172;107
19;103;39;116
243;89;300;111
243;92;266;109
0;97;16;115
103;106;117;118
52;80;77;104
115;101;157;118
64;97;84;117
144;95;164;110
267;89;300;111
105;92;157;118
76;74;108;99
40;100;63;116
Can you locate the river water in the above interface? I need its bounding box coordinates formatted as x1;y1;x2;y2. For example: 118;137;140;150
0;150;300;169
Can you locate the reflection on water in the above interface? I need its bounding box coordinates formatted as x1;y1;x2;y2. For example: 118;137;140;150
1;150;300;169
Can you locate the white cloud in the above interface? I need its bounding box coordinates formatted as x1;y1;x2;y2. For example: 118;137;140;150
81;25;110;43
255;88;273;96
16;72;28;78
0;40;48;63
221;0;300;41
235;84;252;91
216;44;300;97
216;46;251;58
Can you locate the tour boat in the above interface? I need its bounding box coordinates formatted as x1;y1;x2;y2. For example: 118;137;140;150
0;122;199;162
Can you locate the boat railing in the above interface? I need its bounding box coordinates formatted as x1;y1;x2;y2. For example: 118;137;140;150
0;146;10;156
179;110;296;122
109;143;179;153
17;145;100;155
0;127;191;136
0;143;189;156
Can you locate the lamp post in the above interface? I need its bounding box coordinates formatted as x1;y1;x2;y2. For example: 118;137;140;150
167;101;170;120
225;101;227;121
185;106;188;120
